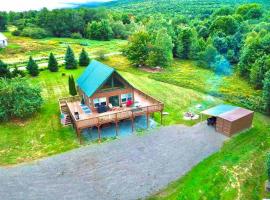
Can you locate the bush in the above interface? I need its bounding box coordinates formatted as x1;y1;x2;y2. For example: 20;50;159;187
71;32;83;39
21;27;48;39
0;78;43;121
267;153;270;181
11;29;21;36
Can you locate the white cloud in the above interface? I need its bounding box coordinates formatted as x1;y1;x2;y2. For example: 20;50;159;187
0;0;111;12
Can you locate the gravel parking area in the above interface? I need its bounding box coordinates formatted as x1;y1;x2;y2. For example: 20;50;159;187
0;123;227;200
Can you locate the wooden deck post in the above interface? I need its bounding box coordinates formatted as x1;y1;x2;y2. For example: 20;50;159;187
131;111;135;132
115;113;118;137
76;127;82;144
98;125;101;143
146;107;149;129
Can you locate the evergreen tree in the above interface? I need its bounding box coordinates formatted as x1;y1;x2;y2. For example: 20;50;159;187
65;46;77;69
68;75;77;96
79;48;90;66
0;60;11;78
48;52;58;72
263;71;270;114
27;56;39;76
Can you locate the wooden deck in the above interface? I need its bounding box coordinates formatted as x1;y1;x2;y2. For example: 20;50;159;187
59;89;164;143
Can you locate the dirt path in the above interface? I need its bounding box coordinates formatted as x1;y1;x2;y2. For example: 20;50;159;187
0;123;227;200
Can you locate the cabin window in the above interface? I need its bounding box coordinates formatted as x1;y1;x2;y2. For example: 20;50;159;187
121;93;132;103
93;97;107;108
100;74;125;90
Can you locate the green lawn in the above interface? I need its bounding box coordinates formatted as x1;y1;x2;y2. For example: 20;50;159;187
0;57;220;165
0;32;127;63
0;55;269;199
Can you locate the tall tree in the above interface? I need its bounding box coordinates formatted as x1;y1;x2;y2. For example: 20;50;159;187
79;48;90;66
146;29;173;67
125;31;151;67
27;56;39;77
86;20;113;41
0;12;7;31
175;27;194;59
263;71;270;114
48;53;58;72
65;46;77;69
68;75;77;96
0;60;11;78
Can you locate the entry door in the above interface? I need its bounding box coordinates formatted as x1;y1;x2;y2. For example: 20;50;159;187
109;95;120;107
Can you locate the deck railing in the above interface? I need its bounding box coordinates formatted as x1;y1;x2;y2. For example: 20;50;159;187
73;103;164;130
60;91;164;130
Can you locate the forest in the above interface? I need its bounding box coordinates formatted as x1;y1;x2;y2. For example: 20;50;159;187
0;2;269;114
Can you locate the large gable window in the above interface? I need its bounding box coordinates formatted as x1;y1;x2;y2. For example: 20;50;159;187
93;97;107;108
100;74;125;90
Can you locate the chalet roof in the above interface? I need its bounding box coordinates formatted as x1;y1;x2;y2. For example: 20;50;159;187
77;60;115;97
0;33;7;40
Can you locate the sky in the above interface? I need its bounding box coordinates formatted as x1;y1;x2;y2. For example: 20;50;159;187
0;0;112;12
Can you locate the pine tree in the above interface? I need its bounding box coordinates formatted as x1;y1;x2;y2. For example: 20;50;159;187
48;53;58;72
65;46;77;69
79;48;90;66
263;71;270;114
27;56;39;76
68;75;77;96
0;60;11;78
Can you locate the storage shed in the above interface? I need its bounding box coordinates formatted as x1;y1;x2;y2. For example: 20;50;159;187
201;104;254;137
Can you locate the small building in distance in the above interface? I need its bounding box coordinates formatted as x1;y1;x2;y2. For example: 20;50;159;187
0;33;8;48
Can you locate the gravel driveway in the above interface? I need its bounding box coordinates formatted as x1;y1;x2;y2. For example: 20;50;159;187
0;123;227;200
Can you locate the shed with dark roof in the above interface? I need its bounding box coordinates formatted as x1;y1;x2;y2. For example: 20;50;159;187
201;105;254;136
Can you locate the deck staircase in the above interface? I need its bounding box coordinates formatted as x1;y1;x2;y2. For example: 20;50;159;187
58;96;81;126
60;102;72;126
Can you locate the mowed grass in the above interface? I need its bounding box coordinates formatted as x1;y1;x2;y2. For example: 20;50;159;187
0;67;85;165
0;32;127;63
148;113;270;200
0;57;217;165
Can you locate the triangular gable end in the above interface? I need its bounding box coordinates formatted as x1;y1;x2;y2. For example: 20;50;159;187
77;60;115;97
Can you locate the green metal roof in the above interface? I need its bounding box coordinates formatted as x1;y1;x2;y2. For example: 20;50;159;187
201;104;238;117
77;60;115;97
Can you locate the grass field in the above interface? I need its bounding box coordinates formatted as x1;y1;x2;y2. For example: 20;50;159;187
0;54;269;199
0;32;127;63
0;56;220;165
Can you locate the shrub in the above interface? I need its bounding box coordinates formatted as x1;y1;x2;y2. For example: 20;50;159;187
0;78;43;121
96;50;106;61
65;46;77;69
11;29;21;36
21;27;48;39
68;75;77;96
71;32;83;39
26;56;39;76
0;60;11;78
48;53;58;72
79;48;90;66
267;153;270;181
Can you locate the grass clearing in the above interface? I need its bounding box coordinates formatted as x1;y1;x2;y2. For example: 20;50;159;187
0;32;127;63
0;57;219;165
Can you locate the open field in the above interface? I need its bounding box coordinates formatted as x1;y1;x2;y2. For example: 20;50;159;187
0;56;220;165
1;54;269;199
0;32;127;63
